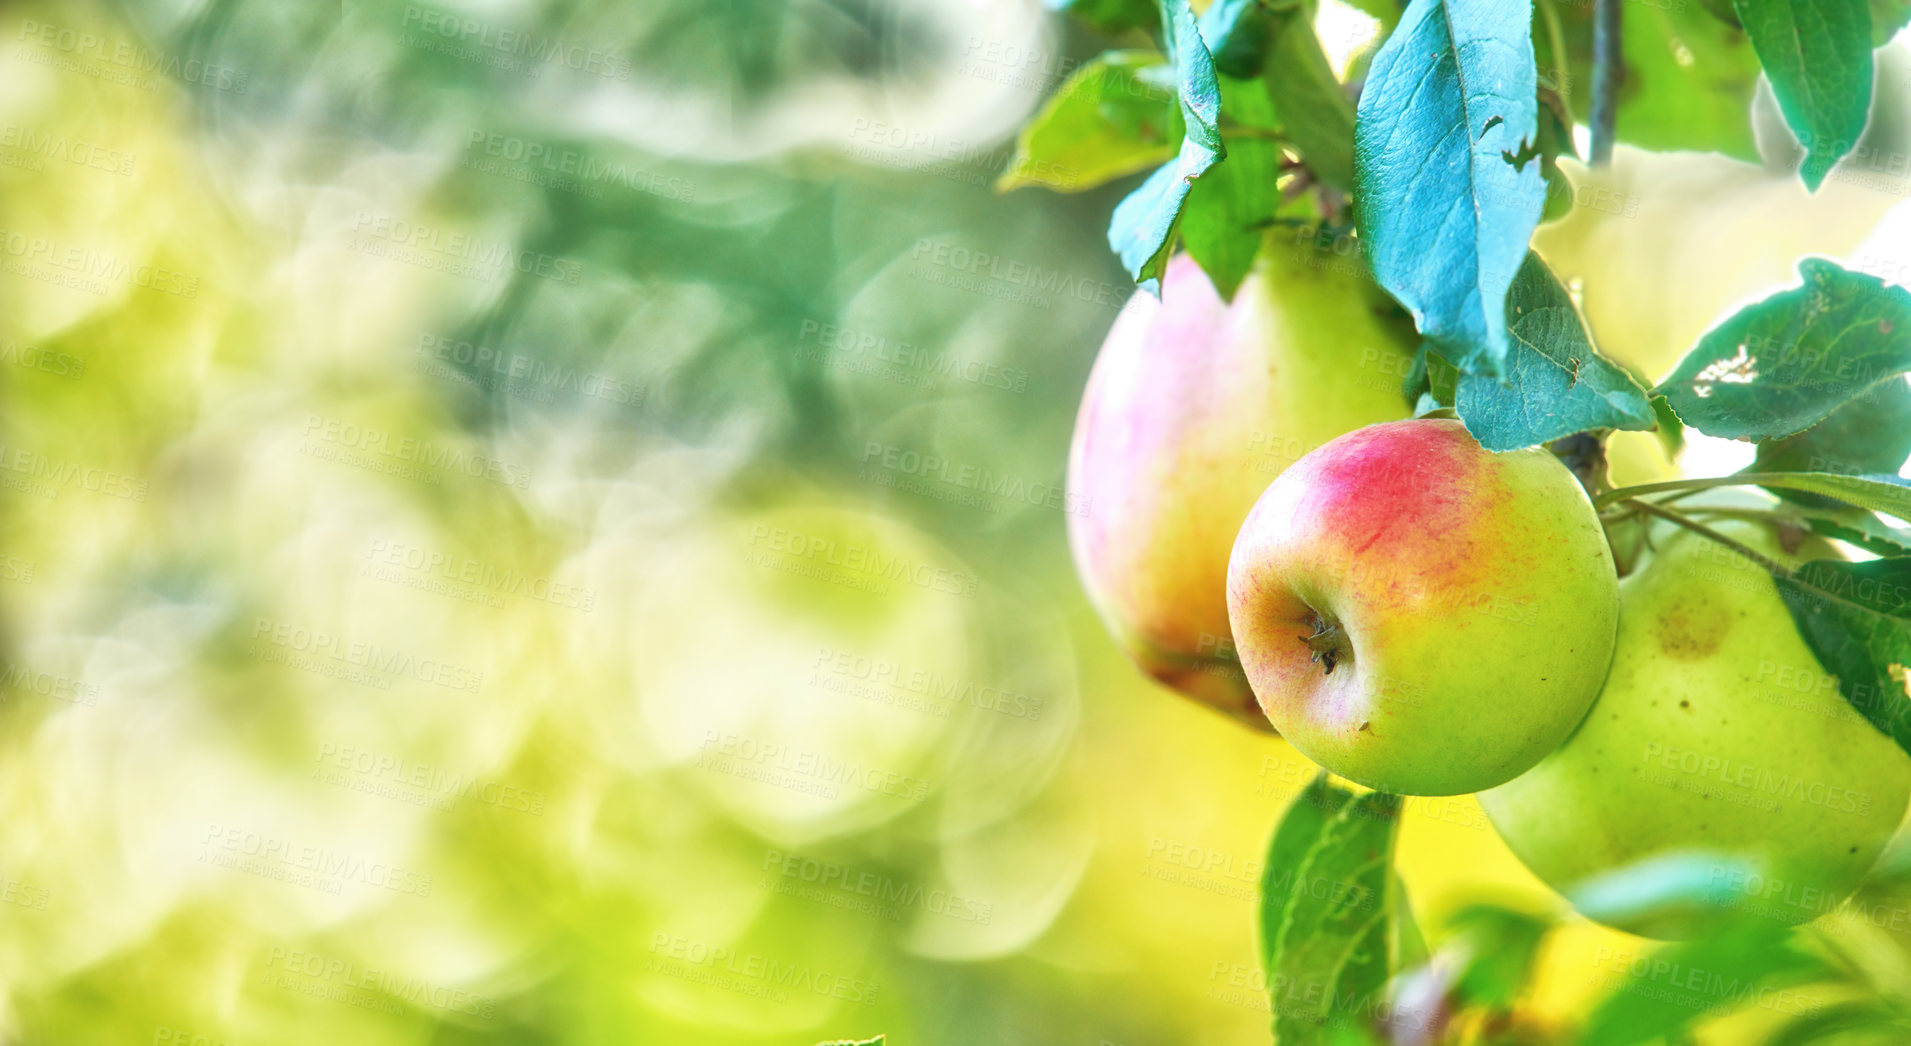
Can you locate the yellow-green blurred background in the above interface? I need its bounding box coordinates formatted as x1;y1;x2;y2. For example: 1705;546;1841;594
4;1;1911;1043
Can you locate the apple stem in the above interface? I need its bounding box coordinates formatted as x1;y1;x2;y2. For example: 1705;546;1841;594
1300;614;1345;675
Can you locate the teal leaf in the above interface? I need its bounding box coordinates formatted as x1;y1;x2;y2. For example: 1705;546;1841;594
1108;0;1226;290
1456;252;1656;450
1732;0;1874;189
1654;259;1911;441
1354;0;1546;377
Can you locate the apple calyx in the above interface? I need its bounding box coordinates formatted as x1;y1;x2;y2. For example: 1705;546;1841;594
1299;612;1347;676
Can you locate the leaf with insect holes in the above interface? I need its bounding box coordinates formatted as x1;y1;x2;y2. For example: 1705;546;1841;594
1775;558;1911;758
999;51;1181;193
1354;0;1545;378
1654;259;1911;441
1732;0;1873;190
1260;773;1402;1045
1455;252;1656;450
1108;0;1225;291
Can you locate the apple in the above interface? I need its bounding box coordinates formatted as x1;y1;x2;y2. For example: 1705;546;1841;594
1479;510;1911;937
1066;245;1415;730
1225;418;1618;795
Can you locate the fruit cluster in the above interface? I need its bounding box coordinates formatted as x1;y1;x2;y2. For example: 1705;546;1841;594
1067;248;1911;939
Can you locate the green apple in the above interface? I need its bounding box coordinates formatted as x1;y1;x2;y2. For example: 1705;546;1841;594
1067;243;1413;729
1225;418;1618;795
1479;512;1911;937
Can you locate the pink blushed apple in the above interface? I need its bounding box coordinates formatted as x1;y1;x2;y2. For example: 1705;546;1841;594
1225;418;1619;795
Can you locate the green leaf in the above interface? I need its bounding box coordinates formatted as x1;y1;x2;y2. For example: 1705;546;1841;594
1613;5;1764;161
1454;252;1656;451
1579;917;1829;1046
1441;903;1552;1012
1875;0;1911;42
1775;557;1911;755
1650;395;1687;462
1732;0;1874;190
1198;0;1297;78
1047;0;1160;34
1763;1001;1901;1046
1789;506;1911;556
1752;379;1911;508
1264;8;1358;193
1260;773;1403;1044
999;51;1180;193
1745;471;1911;517
1541;0;1764;160
1108;0;1226;290
1180;141;1282;299
1654;259;1911;442
1354;0;1546;378
1425;348;1460;408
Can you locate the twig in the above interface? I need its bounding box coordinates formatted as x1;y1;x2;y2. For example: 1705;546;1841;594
1590;0;1621;165
1623;499;1792;579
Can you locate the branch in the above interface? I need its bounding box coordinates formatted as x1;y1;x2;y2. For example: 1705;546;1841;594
1590;0;1621;165
1623;499;1793;579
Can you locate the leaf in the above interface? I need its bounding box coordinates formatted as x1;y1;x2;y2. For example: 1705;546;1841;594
1650;395;1686;461
1762;1001;1901;1046
1791;507;1911;557
1752;379;1911;509
1260;773;1403;1044
1047;0;1160;34
1735;471;1911;519
1264;8;1358;193
1181;140;1283;299
1426;348;1460;407
1354;0;1546;378
1567;852;1765;930
1732;0;1874;190
1108;0;1226;290
1611;5;1765;161
1455;252;1657;451
998;51;1181;193
1654;259;1911;442
1876;0;1911;42
1540;0;1764;160
1197;0;1297;78
1441;903;1551;1012
1775;557;1911;755
1579;917;1830;1046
